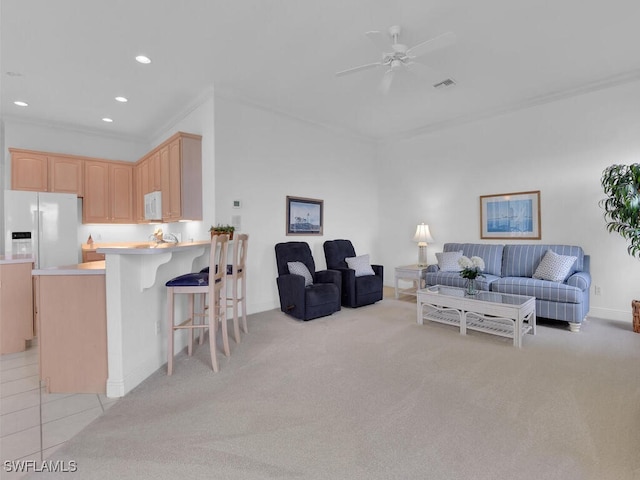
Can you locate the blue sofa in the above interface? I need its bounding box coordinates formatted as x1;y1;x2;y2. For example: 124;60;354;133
425;243;591;332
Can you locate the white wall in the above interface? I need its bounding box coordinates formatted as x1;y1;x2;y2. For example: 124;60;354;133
214;95;378;313
376;80;640;322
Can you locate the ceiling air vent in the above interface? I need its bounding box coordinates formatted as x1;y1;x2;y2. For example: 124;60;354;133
433;78;456;89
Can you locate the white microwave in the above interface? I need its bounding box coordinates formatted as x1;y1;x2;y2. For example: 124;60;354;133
144;191;162;221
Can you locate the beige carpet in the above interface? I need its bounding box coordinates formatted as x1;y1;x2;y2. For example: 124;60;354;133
26;293;640;480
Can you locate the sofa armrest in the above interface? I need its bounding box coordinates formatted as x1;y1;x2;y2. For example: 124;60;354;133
567;271;591;291
426;264;439;273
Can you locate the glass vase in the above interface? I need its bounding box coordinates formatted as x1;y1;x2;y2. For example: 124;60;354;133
465;278;478;295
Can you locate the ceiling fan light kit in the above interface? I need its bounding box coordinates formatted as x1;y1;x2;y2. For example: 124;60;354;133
336;25;456;94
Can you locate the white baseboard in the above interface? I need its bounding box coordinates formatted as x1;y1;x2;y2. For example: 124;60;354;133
588;306;632;322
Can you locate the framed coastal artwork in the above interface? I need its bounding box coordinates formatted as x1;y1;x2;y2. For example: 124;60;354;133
286;196;323;236
480;190;541;239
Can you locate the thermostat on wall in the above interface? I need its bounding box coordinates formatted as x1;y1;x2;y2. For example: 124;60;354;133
232;200;242;209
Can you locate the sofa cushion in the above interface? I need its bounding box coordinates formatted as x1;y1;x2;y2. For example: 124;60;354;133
502;244;584;278
345;254;375;277
288;261;313;286
435;251;463;272
491;277;583;304
533;250;577;282
443;243;504;276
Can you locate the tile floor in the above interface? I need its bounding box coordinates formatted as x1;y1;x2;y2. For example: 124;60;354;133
1;343;117;479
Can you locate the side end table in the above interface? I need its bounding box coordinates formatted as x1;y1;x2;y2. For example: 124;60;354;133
394;265;429;299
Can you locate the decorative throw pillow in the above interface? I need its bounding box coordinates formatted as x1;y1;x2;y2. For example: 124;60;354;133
436;251;463;272
345;254;375;277
287;261;313;286
533;250;577;282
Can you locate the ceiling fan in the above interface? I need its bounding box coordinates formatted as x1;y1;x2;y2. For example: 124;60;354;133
336;25;456;94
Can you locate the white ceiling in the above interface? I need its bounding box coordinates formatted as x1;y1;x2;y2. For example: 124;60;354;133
2;0;640;142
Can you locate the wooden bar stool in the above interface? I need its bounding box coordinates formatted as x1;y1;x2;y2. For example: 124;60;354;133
166;234;229;375
227;234;249;342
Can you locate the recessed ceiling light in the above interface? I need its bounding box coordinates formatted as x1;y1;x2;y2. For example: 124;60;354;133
115;96;128;103
14;101;28;107
102;117;113;123
135;55;151;64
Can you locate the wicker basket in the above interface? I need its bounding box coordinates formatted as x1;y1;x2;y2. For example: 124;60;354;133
633;300;640;333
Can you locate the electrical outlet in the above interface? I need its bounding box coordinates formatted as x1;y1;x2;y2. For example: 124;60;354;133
155;320;160;335
594;285;602;296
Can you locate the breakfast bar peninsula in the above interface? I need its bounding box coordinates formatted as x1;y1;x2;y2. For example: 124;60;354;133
34;241;210;397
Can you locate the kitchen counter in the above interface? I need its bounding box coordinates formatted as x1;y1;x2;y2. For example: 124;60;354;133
32;261;106;276
0;254;36;265
96;240;210;255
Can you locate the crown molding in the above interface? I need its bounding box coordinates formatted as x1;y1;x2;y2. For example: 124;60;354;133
214;86;377;145
387;68;640;142
148;85;215;143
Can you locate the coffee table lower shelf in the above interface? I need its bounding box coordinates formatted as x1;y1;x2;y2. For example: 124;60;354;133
418;286;536;348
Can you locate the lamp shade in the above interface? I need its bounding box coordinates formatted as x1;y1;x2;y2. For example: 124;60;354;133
413;223;434;244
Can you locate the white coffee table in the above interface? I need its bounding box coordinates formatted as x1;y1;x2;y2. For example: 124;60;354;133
417;285;536;347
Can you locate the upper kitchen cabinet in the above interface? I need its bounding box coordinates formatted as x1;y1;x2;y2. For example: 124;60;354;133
49;156;84;196
83;160;134;224
11;150;49;192
159;133;202;222
11;149;84;196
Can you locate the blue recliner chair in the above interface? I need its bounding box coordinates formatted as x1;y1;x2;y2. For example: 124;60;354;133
323;239;383;308
275;242;341;321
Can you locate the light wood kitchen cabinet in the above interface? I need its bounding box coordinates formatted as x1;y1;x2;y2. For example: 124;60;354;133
83;160;134;224
11;149;84;196
11;150;49;192
0;260;34;354
49;155;84;196
36;272;107;393
159;133;202;222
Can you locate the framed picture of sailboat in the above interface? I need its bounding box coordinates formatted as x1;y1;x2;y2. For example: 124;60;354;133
480;190;541;239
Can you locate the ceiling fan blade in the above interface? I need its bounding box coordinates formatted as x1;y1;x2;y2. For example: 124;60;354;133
406;31;456;59
378;69;395;95
336;62;382;77
365;30;390;52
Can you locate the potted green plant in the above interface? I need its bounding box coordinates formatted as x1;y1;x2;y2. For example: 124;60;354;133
600;163;640;332
209;224;235;240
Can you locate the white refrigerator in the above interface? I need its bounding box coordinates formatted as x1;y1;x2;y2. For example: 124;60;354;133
4;190;79;269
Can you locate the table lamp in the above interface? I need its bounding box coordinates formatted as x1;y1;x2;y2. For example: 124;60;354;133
413;223;434;267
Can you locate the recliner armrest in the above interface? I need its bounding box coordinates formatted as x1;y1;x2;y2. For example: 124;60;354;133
276;274;306;318
315;269;342;288
372;264;383;277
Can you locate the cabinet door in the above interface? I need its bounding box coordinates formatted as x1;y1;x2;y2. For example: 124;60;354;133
110;164;134;223
11;151;49;191
49;156;84;196
150;150;161;192
160;145;171;220
134;164;145;223
83;161;110;223
168;138;182;220
0;262;34;354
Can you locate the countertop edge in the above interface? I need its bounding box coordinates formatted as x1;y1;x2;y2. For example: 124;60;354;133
96;240;210;255
32;261;106;276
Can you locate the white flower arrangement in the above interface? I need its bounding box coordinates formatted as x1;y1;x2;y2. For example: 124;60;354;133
458;256;486;279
